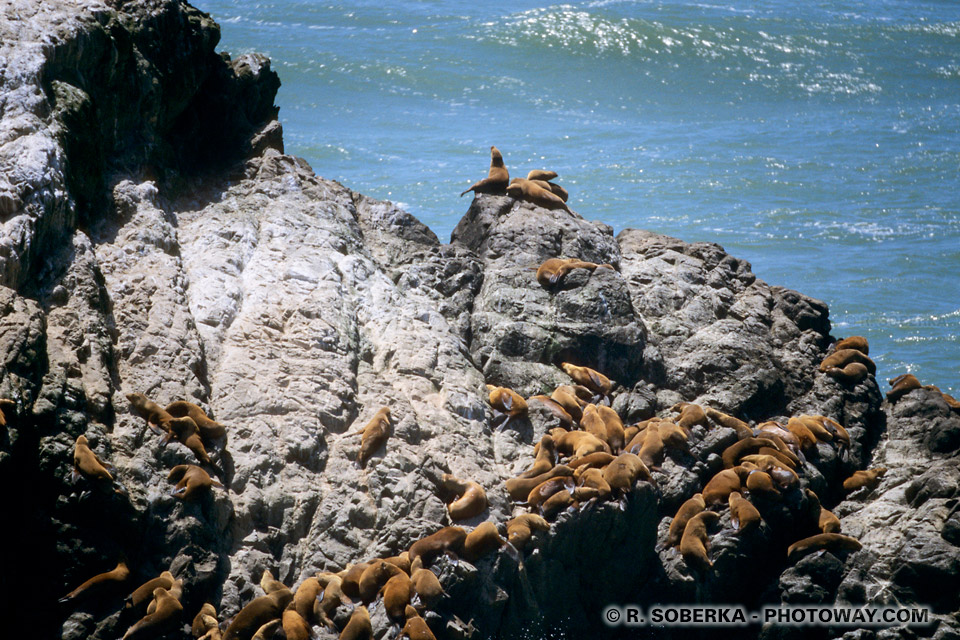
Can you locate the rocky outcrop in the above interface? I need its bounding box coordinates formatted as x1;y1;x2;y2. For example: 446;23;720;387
1;2;957;640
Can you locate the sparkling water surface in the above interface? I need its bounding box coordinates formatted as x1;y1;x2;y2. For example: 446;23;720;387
194;0;959;394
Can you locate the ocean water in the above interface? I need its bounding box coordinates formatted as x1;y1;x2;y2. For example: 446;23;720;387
193;0;959;395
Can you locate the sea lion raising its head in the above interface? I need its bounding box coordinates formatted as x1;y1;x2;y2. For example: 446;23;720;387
460;146;509;197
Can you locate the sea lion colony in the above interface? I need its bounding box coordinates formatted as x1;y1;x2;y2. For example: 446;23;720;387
51;151;959;639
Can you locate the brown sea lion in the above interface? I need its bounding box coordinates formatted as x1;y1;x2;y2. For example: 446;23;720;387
339;605;373;640
487;385;528;417
460;146;509;197
165;416;213;465
463;521;506;562
535;258;611;288
721;437;771;469
168;464;223;500
519;435;557;478
60;559;130;604
787;533;862;563
835;336;869;354
408;527;467;564
315;573;351;627
381;572;413;621
819;348;876;375
552;429;611;459
826;362;869;384
358;560;403;604
192;603;221;640
637;424;664;470
339;563;370;600
72;434;115;483
575;467;612;499
527;395;574;428
665;493;706;548
250;620;280;640
441;474;488;521
505;464;574;501
260;569;287;595
354;407;391;468
673;402;710;431
658;421;690;453
602;452;652;493
384;551;412;575
223;589;293;640
680;511;721;572
506;178;570;211
704;408;753;438
527;476;576;511
409;557;445;608
728;491;761;534
887;374;922;403
400;605;437;640
567;451;616;471
843;468;887;494
282;604;312;640
597;405;626;453
560;362;614;397
784;418;818;452
702;468;744;506
550;387;584;423
527;169;558;182
123;587;184;640
745;469;782;499
506;513;550;550
165;401;227;441
126;392;174;429
123;570;175;612
541;487;577;517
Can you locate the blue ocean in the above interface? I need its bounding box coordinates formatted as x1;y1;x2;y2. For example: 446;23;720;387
194;0;959;394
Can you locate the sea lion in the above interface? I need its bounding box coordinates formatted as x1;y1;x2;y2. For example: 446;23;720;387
826;362;869;384
575;467;612;499
887;374;922;403
672;402;709;431
728;491;761;534
165;416;213;465
702;468;744;506
126;392;174;430
250;620;280;640
740;455;799;488
282;604;312;640
223;589;293;640
535;258;610;288
124;570;175;612
811;415;851;450
819;506;841;534
553;429;611;459
784;418;818;452
506;513;550;550
550;387;584;423
339;605;373;640
192;603;221;640
165;401;227;441
637;424;664;469
260;569;287;595
755;422;802;455
0;398;14;426
408;527;467;564
819;349;876;375
315;573;351;627
358;560;403;604
527;169;558;182
794;415;835;442
597;405;626;453
409;557;445;608
787;533;862;563
463;521;506;562
745;469;781;499
441;474;488;521
400;605;437;640
680;511;721;572
580;404;612;447
123;587;184;640
704;408;753;438
487;385;527;417
72;434;115;484
527;476;576;511
60;559;130;604
460;146;509;197
380;572;413;621
506;178;570;211
721;437;772;469
567;451;616;471
752;446;799;470
560;362;614;398
658;421;690;453
602;452;652;493
518;435;557;478
384;551;412;575
843;468;887;494
505;464;574;501
168;464;223;500
541;487;576;518
353;407;391;468
835;336;869;354
665;493;706;548
339;563;370;600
